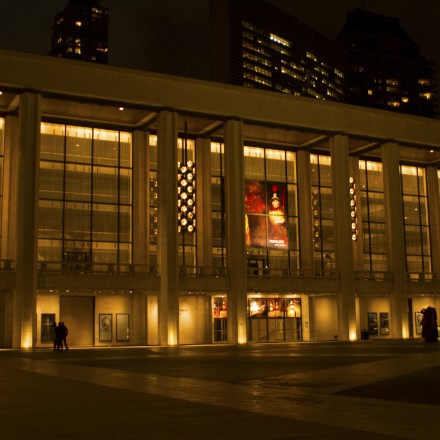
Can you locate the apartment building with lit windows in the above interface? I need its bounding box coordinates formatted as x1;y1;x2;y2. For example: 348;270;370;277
210;0;347;101
336;8;438;118
0;49;439;349
49;0;109;64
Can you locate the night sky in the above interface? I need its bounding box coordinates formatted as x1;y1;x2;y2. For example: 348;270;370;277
0;0;439;82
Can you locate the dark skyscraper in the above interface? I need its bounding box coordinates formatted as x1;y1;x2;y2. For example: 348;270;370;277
49;0;109;64
336;8;438;118
210;0;347;102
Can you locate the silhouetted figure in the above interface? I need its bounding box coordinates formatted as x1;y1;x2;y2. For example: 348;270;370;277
59;322;69;350
51;321;59;351
421;307;438;342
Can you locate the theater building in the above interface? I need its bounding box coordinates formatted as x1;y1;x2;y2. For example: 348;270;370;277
0;49;439;348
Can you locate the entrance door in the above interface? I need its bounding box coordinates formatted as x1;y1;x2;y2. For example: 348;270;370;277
60;296;94;346
212;297;228;342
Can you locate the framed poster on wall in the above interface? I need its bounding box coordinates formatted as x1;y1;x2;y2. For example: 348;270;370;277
379;312;389;335
99;314;112;342
41;313;56;343
116;313;130;341
415;312;423;334
368;312;378;335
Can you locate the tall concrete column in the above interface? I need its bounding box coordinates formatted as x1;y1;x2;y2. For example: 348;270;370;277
224;119;247;344
382;142;408;338
14;93;41;348
132;130;148;268
157;110;179;345
330;135;356;340
1;116;18;347
297;150;313;274
426;167;440;274
2;115;18;261
195;137;213;267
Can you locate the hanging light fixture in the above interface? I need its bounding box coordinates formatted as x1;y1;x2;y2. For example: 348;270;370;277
177;123;196;233
312;187;321;249
349;177;358;241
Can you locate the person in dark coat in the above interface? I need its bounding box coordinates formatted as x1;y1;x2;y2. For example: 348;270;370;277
421;307;438;342
58;322;69;350
51;321;59;351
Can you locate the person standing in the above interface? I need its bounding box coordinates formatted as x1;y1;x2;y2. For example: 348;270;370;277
59;322;69;350
51;321;59;351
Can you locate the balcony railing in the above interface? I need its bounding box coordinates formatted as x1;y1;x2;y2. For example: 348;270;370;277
407;272;439;282
246;267;340;279
38;261;158;276
354;271;392;281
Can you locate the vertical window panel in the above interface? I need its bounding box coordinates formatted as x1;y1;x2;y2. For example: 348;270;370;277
64;202;91;241
66;126;92;164
92;204;118;242
359;160;387;272
41;123;65;161
265;149;286;181
93;166;118;204
244;146;265;179
120;169;132;205
119;205;132;243
401;165;431;273
65;164;92;201
38;200;63;239
39;161;64;200
93;129;119;166
120;132;132;168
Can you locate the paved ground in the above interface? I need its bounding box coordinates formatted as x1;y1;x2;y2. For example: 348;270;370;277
1;339;439;439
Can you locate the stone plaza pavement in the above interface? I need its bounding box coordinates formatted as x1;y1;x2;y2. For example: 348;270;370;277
1;339;439;440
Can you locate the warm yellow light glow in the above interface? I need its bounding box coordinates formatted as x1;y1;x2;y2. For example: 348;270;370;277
21;334;32;349
168;330;178;346
238;321;247;344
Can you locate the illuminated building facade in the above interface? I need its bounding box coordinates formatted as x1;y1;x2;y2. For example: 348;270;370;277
49;0;109;64
0;50;439;348
336;8;438;118
210;0;347;101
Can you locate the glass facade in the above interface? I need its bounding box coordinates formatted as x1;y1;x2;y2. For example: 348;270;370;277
248;296;302;342
401;165;431;274
359;160;387;272
244;146;298;273
240;20;345;101
310;154;334;271
38;123;132;270
211;141;225;268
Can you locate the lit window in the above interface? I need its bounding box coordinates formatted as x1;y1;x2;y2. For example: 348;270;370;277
334;68;344;78
386;79;399;86
420;92;432;100
75;21;82;27
387;100;400;107
418;79;431;86
401;97;409;103
306;51;318;62
367;89;373;96
269;33;291;47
